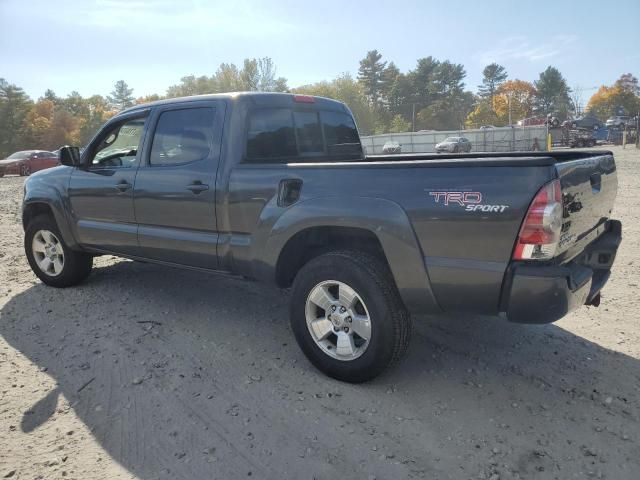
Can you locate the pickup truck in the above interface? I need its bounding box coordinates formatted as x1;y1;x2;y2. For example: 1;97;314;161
22;92;621;382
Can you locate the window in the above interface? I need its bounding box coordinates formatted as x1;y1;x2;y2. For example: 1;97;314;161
89;117;147;169
247;109;296;159
246;108;362;162
150;107;215;166
293;111;324;155
320;111;361;158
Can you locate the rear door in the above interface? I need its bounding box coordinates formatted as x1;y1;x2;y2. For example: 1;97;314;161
133;100;225;269
555;152;618;261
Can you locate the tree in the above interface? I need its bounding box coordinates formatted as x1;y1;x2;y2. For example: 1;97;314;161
493;80;537;125
21;99;55;149
587;85;640;119
478;63;508;105
357;50;387;108
78;95;113;146
615;73;639;95
534;67;572;119
465;99;499;128
388;114;411;133
0;78;32;156
107;80;134;111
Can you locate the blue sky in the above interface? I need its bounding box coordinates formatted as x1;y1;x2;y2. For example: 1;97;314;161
1;0;638;100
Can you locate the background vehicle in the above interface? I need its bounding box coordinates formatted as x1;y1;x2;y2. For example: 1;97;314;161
382;141;401;154
606;115;630;128
517;116;546;126
22;93;621;383
435;136;472;153
0;150;58;177
571;115;603;130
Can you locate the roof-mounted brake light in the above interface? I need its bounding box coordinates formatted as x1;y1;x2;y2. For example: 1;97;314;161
293;95;315;103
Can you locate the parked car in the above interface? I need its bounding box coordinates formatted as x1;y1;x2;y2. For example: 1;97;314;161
517;116;546;126
22;92;621;382
606;116;630;128
382;141;401;154
571;115;603;130
435;136;472;153
0;150;58;177
479;125;495;129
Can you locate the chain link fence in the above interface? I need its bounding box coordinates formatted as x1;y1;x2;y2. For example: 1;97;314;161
361;126;548;155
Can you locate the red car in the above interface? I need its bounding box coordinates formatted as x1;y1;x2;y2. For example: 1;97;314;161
0;150;59;177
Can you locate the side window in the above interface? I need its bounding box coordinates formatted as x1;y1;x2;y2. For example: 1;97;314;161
89;116;147;169
246;109;296;160
293;111;324;155
150;107;215;166
320;111;362;158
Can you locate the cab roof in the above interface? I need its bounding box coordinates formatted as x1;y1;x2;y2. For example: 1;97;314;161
122;92;348;115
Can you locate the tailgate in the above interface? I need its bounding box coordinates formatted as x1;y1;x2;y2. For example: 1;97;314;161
555;152;617;261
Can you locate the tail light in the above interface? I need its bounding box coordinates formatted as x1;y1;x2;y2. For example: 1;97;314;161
513;179;563;260
293;95;315;103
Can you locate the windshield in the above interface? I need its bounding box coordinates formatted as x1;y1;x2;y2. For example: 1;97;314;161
444;137;458;142
7;151;31;160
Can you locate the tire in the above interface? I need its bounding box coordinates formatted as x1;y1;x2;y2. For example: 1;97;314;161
20;164;31;176
290;251;411;383
24;214;93;287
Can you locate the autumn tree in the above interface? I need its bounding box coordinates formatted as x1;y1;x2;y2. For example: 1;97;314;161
21;99;55;149
493;80;537;125
587;84;640;119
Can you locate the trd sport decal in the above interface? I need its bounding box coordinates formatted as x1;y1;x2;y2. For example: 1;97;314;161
427;190;509;213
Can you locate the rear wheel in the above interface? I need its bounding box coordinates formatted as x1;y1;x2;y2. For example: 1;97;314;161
290;251;411;383
25;215;93;287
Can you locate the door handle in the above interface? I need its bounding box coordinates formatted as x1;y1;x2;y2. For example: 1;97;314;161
115;180;132;192
187;181;209;194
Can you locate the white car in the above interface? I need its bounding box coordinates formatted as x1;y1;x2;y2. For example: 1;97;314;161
606;116;630;128
435;136;472;153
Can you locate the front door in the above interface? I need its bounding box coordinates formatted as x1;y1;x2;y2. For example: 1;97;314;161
68;112;149;255
133;101;224;269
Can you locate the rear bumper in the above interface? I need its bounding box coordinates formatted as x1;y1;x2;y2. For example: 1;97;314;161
502;219;621;324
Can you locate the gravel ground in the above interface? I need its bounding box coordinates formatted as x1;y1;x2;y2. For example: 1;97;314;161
1;146;639;480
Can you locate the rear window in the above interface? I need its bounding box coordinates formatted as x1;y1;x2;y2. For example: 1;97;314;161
246;108;361;162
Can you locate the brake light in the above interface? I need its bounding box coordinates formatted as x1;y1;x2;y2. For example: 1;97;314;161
293;95;315;103
512;179;563;260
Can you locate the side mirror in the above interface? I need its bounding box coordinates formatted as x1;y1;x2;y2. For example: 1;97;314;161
59;146;81;167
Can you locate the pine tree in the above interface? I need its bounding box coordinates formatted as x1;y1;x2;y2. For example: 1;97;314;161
357;50;387;108
478;63;508;104
535;67;572;119
107;80;134;111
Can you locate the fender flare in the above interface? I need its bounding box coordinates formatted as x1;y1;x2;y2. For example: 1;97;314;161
257;196;441;314
23;189;79;250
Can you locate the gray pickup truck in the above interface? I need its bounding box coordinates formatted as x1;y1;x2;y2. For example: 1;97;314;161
22;93;621;382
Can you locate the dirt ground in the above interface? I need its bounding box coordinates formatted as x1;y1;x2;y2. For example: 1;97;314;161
1;146;639;480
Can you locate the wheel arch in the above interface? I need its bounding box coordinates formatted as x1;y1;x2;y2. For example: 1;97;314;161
23;197;79;250
259;196;441;314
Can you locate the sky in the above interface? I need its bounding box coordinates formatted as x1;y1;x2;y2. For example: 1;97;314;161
1;0;639;102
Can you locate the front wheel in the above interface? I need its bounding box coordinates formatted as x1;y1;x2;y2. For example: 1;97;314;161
25;215;93;287
290;251;411;383
20;164;31;176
